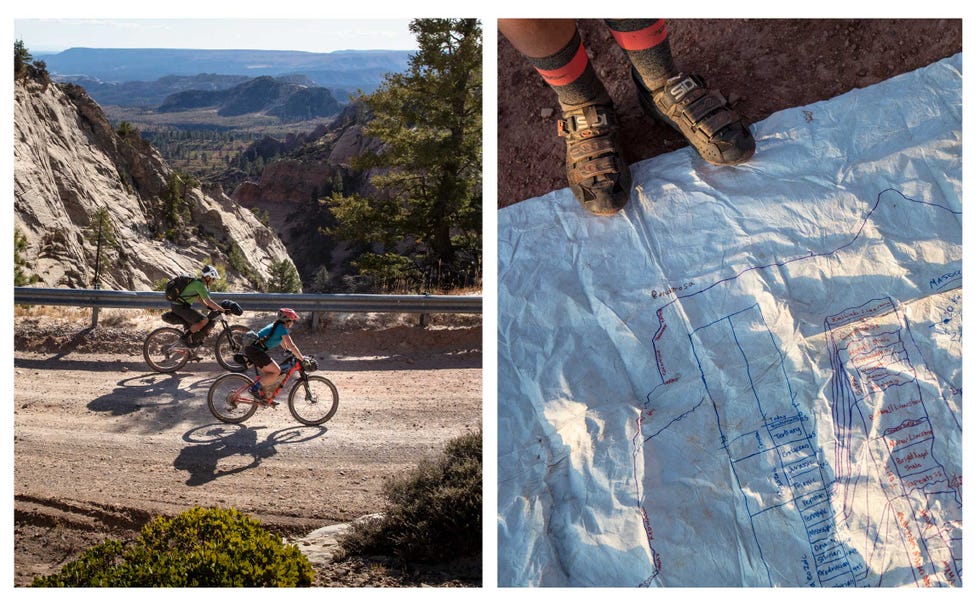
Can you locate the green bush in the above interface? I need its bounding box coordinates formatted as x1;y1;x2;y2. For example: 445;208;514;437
116;121;131;137
340;430;482;563
32;507;313;587
14;227;39;285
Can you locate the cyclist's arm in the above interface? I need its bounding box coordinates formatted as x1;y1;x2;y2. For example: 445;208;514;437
201;295;224;312
281;334;302;359
180;280;221;311
192;282;224;312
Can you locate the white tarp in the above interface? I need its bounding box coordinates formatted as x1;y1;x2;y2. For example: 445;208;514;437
497;54;962;587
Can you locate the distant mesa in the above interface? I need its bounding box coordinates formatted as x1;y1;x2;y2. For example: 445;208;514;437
157;76;342;121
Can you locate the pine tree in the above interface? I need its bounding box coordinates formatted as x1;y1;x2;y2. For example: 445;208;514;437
14;40;31;81
267;259;302;293
328;19;482;290
84;206;120;287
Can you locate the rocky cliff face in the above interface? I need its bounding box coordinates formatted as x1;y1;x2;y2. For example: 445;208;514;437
231;103;378;208
14;77;295;291
229;102;381;283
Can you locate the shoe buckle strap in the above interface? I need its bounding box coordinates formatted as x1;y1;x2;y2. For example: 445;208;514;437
696;110;739;139
558;107;611;136
567;136;616;162
576;155;619;178
684;93;726;123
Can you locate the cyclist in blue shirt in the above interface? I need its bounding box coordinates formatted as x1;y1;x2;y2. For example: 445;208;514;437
244;308;305;401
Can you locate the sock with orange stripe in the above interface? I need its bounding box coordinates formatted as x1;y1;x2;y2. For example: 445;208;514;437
525;28;607;109
605;19;677;91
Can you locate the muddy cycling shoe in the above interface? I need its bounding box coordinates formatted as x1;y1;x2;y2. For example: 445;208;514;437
635;70;755;166
557;98;632;215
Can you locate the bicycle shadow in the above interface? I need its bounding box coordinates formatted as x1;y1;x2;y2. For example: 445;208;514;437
87;372;215;418
173;423;328;486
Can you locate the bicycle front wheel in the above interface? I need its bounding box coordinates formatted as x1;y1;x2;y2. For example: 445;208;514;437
215;325;249;372
207;373;259;423
143;327;190;372
288;375;339;426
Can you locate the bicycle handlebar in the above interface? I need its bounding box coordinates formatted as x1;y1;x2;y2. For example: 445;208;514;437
279;352;315;368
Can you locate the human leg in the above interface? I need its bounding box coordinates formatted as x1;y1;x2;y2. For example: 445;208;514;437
244;347;280;395
604;19;676;90
258;363;280;390
499;19;602;108
172;305;208;344
498;19;577;61
500;19;631;215
606;19;755;165
189;317;208;334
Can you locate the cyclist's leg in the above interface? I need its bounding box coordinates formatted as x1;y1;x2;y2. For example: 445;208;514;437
188;316;209;336
172;305;207;340
244;347;279;393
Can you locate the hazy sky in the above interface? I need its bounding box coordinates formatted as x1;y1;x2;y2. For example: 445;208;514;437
14;19;420;54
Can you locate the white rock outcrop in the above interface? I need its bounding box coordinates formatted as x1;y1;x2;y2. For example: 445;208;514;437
14;78;295;291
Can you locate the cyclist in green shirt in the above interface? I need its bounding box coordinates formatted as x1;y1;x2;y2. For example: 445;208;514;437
171;265;226;346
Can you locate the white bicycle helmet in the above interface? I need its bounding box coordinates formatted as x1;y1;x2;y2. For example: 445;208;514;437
201;265;219;280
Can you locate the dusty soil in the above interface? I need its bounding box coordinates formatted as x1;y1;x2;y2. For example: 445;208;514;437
13;309;482;587
497;18;963;208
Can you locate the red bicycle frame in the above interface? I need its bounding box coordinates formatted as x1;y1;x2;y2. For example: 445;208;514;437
233;356;303;405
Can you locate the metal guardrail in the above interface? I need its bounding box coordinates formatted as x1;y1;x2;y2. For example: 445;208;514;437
13;287;482;314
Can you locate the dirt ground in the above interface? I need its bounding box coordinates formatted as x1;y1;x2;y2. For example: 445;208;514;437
13;309;482;587
497;18;963;208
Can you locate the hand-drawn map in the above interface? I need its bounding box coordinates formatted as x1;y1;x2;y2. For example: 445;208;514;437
497;55;962;587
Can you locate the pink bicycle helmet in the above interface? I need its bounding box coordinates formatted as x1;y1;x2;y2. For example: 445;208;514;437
277;307;300;322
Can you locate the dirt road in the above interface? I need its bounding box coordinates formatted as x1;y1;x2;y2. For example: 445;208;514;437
13;320;482;586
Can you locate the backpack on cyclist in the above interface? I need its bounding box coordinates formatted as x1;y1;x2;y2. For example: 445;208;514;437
241;320;284;350
235;324;274;367
164;275;195;304
241;330;260;347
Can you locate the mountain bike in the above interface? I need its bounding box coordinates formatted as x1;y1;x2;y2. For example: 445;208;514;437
207;353;339;426
143;302;249;373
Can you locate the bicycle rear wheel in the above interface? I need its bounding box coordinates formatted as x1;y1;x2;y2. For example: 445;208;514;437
288;375;339;426
215;325;249;372
143;327;190;372
207;373;259;423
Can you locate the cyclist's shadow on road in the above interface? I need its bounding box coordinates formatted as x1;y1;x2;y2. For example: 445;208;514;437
87;372;212;418
174;424;327;486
